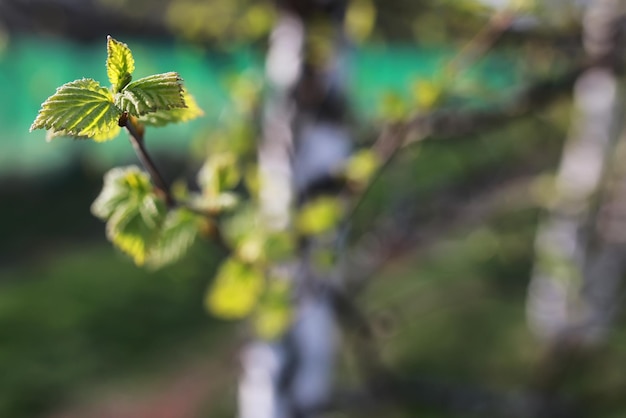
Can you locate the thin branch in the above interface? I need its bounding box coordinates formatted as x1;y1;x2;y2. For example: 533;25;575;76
122;116;232;253
345;175;537;292
343;123;411;227
343;8;522;230
444;9;515;82
409;64;585;140
123;117;175;207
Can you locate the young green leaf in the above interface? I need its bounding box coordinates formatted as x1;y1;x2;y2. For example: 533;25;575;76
192;192;240;213
198;152;241;195
139;90;204;127
45;125;122;143
253;279;292;340
296;196;343;235
30;78;122;140
92;166;152;218
146;208;202;269
345;149;380;186
107;36;135;93
106;193;167;265
91;166;167;265
115;72;185;116
206;258;265;319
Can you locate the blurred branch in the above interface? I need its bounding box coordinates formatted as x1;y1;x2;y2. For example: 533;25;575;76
408;64;584;140
346;15;586;235
444;9;515;80
346;173;538;292
344;63;583;253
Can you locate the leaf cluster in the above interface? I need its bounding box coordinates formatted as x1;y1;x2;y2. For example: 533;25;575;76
91;166;203;268
29;37;383;341
30;36;202;142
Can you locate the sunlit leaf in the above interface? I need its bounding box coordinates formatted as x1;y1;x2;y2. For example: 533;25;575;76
236;232;266;264
222;205;257;246
224;222;294;265
253;280;292;340
91;166;167;266
192;191;240;213
147;208;201;268
192;152;242;213
92;166;152;219
30;78;121;140
106;35;135;93
237;4;275;40
207;123;256;156
45;125;122;143
379;91;409;122
265;232;295;263
345;149;380;186
227;73;262;115
206;258;265;319
115;72;185;116
412;79;443;110
221;204;294;264
198;152;241;195
346;0;376;43
107;193;167;265
296;197;343;235
139;90;204;126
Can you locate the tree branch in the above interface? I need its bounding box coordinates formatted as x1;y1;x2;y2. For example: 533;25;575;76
123;116;175;207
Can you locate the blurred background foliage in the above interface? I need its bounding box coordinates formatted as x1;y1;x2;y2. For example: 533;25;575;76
1;0;623;417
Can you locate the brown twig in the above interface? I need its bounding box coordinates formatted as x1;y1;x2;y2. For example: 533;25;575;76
121;115;232;253
444;10;515;81
343;9;518;231
123;115;175;207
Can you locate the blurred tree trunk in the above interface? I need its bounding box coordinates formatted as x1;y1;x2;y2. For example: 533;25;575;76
527;0;625;401
238;1;351;417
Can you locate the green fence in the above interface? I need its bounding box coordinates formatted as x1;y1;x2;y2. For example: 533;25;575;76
0;37;521;177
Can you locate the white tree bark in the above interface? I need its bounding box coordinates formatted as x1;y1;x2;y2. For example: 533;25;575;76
527;0;624;347
239;2;350;417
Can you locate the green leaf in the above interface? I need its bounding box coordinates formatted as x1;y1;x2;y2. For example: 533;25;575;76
45;125;122;143
115;72;185;116
346;0;376;43
206;258;265;319
222;204;260;248
235;232;266;264
411;78;443;110
265;232;295;263
107;193;167;266
379;91;409;122
253;279;292;340
198;152;241;195
91;166;167;266
107;36;135;93
139;90;204;126
92;166;153;219
296;197;343;235
345;149;380;186
30;78;122;141
192;191;240;213
146;208;201;269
